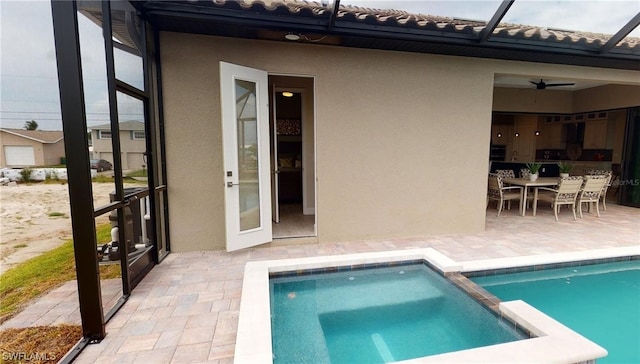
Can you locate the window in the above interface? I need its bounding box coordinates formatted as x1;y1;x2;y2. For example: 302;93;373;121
132;131;145;140
98;130;112;139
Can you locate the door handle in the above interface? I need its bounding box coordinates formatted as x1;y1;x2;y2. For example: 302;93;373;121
227;182;239;188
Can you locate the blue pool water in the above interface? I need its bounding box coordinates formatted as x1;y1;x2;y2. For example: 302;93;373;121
270;264;525;364
472;260;640;364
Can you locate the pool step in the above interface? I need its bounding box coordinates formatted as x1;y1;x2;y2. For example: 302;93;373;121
314;269;444;314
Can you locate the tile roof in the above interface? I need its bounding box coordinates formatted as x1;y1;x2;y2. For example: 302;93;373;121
209;0;639;51
0;128;64;144
133;0;639;69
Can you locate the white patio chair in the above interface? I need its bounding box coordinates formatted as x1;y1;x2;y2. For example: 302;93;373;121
587;170;612;210
533;176;583;221
577;175;608;218
487;175;523;216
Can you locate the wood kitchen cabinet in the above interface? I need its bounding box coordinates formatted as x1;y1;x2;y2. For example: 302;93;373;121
512;116;536;162
538;121;565;149
583;120;607;149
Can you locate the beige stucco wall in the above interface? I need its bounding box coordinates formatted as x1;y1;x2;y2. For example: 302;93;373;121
160;32;640;252
493;83;640;114
573;85;640;113
42;141;65;166
493;88;574;113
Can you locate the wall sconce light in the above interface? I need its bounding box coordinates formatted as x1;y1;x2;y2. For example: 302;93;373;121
497;132;502;138
282;91;294;97
535;130;540;136
514;132;520;137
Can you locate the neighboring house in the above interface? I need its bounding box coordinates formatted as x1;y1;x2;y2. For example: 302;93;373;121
0;128;65;168
90;120;146;171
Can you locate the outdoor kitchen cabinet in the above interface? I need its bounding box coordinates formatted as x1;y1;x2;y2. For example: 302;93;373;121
583;120;608;149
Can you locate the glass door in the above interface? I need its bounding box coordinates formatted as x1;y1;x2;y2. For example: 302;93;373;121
620;108;640;207
220;62;272;251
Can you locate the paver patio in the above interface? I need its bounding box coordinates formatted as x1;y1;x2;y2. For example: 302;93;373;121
2;202;639;363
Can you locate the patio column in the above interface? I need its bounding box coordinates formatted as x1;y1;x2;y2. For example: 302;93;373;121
51;0;105;340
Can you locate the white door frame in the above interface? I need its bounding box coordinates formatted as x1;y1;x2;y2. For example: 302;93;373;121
270;85;280;224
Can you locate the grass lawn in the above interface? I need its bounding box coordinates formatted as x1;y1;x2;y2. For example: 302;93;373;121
0;223;120;323
0;223;120;363
126;169;147;178
0;223;122;362
0;325;82;364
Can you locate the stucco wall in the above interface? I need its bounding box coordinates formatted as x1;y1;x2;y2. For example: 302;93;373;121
493;88;573;113
160;32;640;252
42;141;65;166
493;82;640;114
573;85;640;113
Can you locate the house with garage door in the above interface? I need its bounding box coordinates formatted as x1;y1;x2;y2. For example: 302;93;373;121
90;120;146;171
0;128;65;168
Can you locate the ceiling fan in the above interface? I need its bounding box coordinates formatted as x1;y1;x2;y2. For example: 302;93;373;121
530;79;576;90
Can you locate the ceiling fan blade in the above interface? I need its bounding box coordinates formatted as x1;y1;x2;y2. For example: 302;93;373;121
530;80;546;89
546;83;575;87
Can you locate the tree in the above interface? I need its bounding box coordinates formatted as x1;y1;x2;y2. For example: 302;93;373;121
24;120;38;130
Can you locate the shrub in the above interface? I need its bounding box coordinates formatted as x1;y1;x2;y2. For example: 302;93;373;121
19;168;32;183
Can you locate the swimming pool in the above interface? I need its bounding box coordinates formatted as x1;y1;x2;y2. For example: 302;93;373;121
471;259;640;364
235;248;610;363
270;263;525;363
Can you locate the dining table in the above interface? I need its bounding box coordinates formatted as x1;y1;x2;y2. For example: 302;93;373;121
502;177;560;216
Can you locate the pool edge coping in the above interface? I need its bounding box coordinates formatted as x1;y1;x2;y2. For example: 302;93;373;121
234;247;638;363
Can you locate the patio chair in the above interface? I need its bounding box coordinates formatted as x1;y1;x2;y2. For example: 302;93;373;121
495;169;516;179
533;176;583;221
577;175;608;218
587;170;613;211
520;168;530;178
487;175;523;216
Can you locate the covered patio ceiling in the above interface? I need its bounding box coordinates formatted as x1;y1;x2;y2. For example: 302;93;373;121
132;0;640;70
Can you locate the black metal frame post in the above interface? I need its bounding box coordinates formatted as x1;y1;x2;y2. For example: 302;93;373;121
51;0;105;341
101;0;131;295
140;21;161;263
152;27;172;256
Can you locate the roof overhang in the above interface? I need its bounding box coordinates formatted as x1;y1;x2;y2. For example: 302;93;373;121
0;129;64;144
133;0;640;71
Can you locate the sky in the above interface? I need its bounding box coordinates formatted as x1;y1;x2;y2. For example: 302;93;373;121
1;0;639;131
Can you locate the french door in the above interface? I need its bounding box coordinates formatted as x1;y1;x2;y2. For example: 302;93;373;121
220;62;272;251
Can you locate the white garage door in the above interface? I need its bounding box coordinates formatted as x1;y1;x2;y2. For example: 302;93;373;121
4;146;35;166
127;153;145;171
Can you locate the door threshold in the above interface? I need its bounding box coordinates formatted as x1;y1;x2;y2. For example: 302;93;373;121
271;236;318;246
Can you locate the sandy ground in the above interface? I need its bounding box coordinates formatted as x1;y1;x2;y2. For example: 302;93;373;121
0;182;140;274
